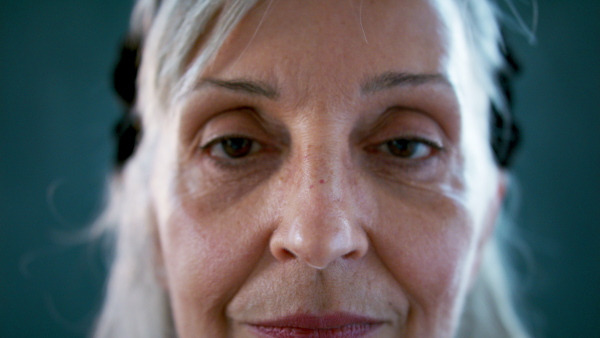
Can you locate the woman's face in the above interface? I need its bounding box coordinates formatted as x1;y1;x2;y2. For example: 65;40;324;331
146;0;503;336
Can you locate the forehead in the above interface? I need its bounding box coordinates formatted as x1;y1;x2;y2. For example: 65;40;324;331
201;0;451;89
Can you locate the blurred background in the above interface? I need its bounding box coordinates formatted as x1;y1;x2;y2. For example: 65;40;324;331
1;0;598;337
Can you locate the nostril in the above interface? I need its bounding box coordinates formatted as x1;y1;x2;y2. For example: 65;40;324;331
282;248;296;259
342;249;362;261
273;247;297;262
342;252;354;260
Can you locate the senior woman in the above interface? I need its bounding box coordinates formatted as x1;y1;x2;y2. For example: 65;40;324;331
94;0;527;337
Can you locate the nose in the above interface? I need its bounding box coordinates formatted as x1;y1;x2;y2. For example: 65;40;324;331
269;144;369;269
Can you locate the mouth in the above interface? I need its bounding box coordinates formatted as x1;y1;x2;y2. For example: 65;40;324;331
247;312;384;338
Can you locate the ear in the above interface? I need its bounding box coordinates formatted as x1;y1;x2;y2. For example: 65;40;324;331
468;170;507;288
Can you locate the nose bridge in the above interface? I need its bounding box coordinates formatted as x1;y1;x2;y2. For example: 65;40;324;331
291;116;354;223
269;119;368;269
301;137;347;194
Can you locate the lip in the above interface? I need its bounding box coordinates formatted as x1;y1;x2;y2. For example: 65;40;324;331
247;313;384;338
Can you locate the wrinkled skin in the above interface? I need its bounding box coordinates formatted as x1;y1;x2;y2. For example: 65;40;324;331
144;0;504;336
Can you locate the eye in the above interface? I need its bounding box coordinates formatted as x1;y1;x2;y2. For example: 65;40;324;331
205;136;262;159
378;138;440;159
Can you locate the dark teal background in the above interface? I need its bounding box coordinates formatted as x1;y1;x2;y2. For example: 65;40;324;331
1;1;599;337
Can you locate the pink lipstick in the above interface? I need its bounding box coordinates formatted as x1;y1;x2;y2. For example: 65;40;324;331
248;313;383;338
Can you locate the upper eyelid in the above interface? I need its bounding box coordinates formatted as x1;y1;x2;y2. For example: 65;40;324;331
199;134;258;150
355;107;448;143
193;107;290;146
200;134;443;150
395;136;444;151
192;104;446;153
367;135;445;151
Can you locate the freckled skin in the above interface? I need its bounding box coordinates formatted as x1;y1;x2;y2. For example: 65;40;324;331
145;0;504;337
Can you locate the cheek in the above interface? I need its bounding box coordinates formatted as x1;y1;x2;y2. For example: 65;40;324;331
371;189;477;330
159;213;254;335
156;171;278;335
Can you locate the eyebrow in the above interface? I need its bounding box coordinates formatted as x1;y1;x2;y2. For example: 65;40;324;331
361;72;450;94
196;71;448;99
198;78;279;99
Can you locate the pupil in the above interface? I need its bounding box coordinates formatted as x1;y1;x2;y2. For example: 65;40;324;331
388;139;416;157
223;138;252;158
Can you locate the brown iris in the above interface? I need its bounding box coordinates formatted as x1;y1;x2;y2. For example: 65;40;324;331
387;139;423;158
221;137;254;158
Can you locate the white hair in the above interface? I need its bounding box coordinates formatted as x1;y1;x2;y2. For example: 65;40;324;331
92;0;531;337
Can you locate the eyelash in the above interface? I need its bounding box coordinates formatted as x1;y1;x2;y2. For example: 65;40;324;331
203;136;260;156
199;135;268;171
371;137;443;160
201;134;441;165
